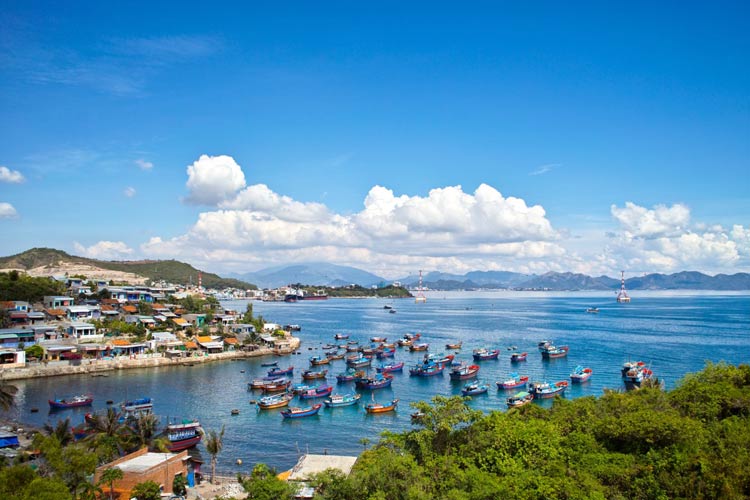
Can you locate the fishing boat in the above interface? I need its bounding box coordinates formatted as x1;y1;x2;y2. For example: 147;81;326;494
496;372;529;390
506;391;534;408
621;361;647;377
541;345;569;359
376;361;404;373
49;395;93;409
529;381;568;399
472;348;500;361
298;385;334;399
249;377;286;390
346;344;361;352
346;355;372;368
570;366;593;383
334;333;349;340
165;420;203;451
309;355;330;366
281;403;323;419
537;340;552;352
302;369;328;380
260;361;278;367
326;351;345;360
324;392;361;408
262;379;292;393
622;362;653;389
336;368;365;383
376;348;396;359
424;353;455;368
586;307;600;314
449;363;480;381
355;373;393;390
267;366;294;378
370;336;387;343
409;343;429;352
409;362;445;377
405;333;421;340
396;338;413;347
257;392;294;409
461;381;489;396
445;342;462;349
510;352;528;362
121;397;154;419
365;399;399;414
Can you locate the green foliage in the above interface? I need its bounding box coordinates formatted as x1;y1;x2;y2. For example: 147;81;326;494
97;467;123;500
308;284;412;298
288;363;750;500
240;463;295;500
172;473;188;496
130;480;162;500
0;272;67;302
24;344;44;360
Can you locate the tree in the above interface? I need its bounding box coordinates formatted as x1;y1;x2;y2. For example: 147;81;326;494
97;467;123;500
43;418;74;446
204;425;225;484
241;463;294;500
126;414;167;452
130;480;161;500
84;407;128;462
242;302;254;323
24;344;44;360
172;474;187;497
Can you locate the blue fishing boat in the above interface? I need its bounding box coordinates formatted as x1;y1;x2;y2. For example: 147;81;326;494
281;403;323;419
346;355;372;368
570;366;593;383
298;385;334;399
260;361;278;367
336;368;364;383
461;381;489;396
376;361;404;373
409;362;445;377
472;348;500;361
529;381;568;399
324;392;361;408
355;373;393;390
266;366;294;378
376;348;396;359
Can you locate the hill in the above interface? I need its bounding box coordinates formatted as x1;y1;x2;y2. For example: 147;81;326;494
0;248;256;290
236;262;386;289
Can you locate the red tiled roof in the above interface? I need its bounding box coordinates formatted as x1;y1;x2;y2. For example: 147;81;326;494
224;338;238;344
46;309;66;316
112;339;131;346
122;305;137;313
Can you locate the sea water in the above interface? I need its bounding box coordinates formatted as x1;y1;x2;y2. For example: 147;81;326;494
4;291;749;473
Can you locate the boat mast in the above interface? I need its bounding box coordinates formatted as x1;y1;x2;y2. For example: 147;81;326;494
616;271;631;303
415;270;427;303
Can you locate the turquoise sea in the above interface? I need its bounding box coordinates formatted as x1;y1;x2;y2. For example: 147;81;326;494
4;291;749;473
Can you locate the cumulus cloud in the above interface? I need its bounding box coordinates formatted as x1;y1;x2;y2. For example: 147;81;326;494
611;201;690;238
135;159;153;170
124;186;136;198
73;241;134;260
219;184;330;222
0;166;25;183
184;154;246;205
0;202;18;218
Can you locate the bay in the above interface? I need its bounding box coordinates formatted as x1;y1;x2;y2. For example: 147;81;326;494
3;291;749;473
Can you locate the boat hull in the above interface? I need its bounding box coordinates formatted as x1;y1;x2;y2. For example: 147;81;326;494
281;404;323;418
166;435;202;452
48;397;93;409
365;399;399;414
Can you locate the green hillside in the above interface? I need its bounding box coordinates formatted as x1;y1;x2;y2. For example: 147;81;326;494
0;247;256;290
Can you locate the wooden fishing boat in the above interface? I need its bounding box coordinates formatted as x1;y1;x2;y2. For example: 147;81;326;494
345;345;361;352
121;397;154;419
405;333;421;340
570;366;593;383
346;355;372;368
165;420;203;451
298;385;334;399
586;307;600;314
529;381;568;399
309;355;330;366
537;340;552;352
334;333;349;340
365;399;399;414
266;366;294;378
355;373;393;390
409;362;445;377
260;361;278;367
396;338;413;347
381;342;396;349
370;336;387;343
449;363;480;381
506;391;534;408
541;345;569;359
262;379;292;393
376;348;396;359
472;348;500;361
326;351;345;360
622;362;652;389
281;403;323;419
376;361;404;373
510;352;528;362
409;343;429;352
324;392;361;408
257;392;294;409
461;381;489;396
302;369;328;380
445;342;462;349
49;394;93;409
336;368;365;383
496;372;529;390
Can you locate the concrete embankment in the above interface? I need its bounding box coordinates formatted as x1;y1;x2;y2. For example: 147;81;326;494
0;337;301;381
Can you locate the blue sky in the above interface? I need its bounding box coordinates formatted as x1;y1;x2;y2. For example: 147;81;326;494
1;1;748;278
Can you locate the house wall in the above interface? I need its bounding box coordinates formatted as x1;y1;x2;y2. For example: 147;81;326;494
94;448;188;499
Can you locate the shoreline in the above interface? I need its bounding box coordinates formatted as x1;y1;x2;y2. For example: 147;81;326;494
0;337;301;381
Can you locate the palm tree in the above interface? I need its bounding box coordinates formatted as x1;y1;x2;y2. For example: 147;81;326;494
43;417;75;446
204;425;225;485
0;383;18;411
84;407;128;460
97;466;123;500
127;413;160;451
75;479;103;500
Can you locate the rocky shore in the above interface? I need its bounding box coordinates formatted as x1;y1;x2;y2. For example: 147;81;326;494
0;337;301;381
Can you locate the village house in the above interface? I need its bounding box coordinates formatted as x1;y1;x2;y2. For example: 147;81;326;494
43;296;74;309
196;335;224;353
65;304;99;321
65;321;101;341
0;328;36;349
93;448;189;500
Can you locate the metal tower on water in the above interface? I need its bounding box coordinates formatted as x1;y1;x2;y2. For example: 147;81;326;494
616;271;631;303
415;270;427;303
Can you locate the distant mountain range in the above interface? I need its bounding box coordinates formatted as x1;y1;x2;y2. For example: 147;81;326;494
232;263;386;289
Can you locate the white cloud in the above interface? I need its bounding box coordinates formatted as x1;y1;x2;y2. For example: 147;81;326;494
0;202;18;218
219;184;330;222
185;154;246;205
73;241;134;260
611;201;690;238
124;186;136;198
135;159;153;170
0;166;25;183
529;163;561;176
